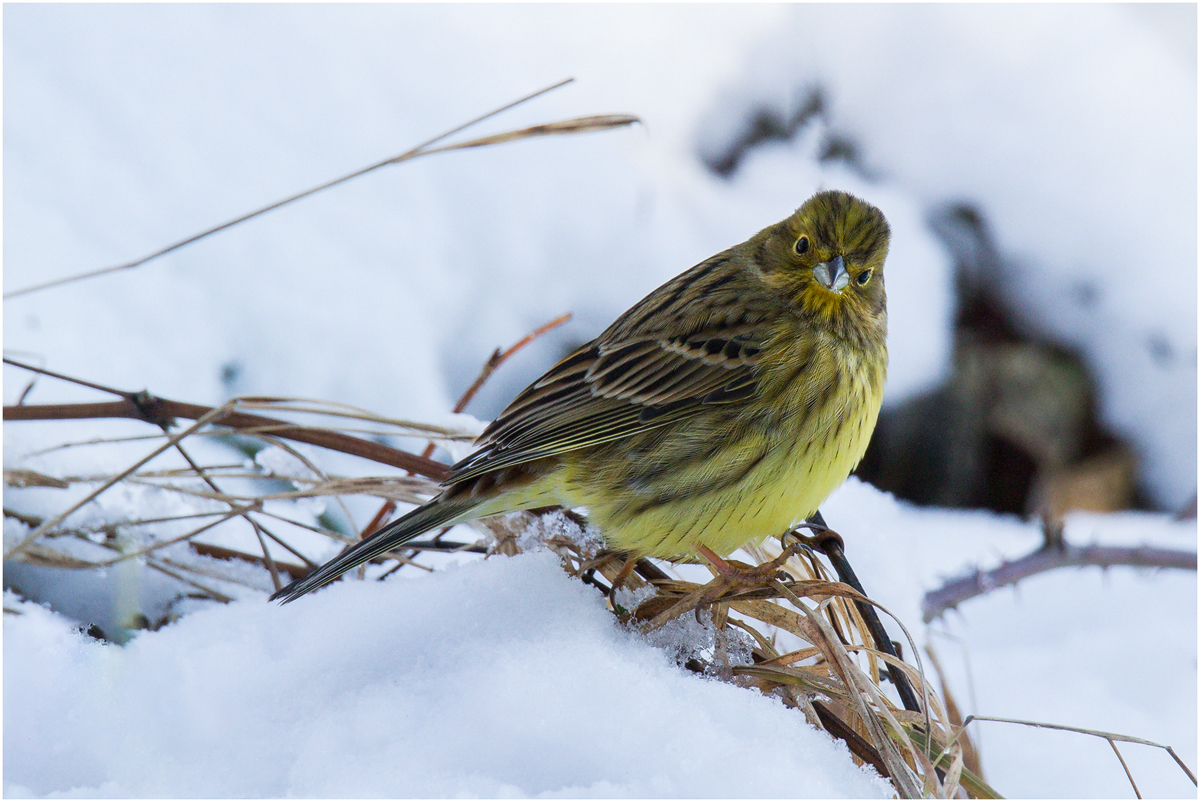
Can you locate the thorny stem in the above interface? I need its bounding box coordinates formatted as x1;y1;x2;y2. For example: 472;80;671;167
922;536;1196;622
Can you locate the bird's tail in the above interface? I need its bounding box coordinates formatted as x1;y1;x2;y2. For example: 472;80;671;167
269;496;477;604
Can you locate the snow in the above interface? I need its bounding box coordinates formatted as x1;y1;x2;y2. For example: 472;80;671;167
4;480;1194;798
4;553;888;798
3;4;1196;799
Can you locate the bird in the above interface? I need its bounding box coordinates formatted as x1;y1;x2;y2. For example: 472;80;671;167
271;189;890;603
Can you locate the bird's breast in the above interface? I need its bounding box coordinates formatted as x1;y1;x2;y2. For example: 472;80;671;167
572;331;886;559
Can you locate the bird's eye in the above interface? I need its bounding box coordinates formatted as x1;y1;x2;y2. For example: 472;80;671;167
794;236;810;255
856;270;872;286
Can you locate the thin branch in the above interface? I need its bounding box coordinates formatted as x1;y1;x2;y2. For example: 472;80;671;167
15;357;43;404
93;505;257;566
443;312;572;429
252;431;362;542
2;357;132;398
251;508;354;547
4;79;607;299
4;506;227;535
922;541;1198;622
188;541;308;580
2;395;449;481
240;516;321;567
165;436;287;590
144;558;235;604
250;520;283;592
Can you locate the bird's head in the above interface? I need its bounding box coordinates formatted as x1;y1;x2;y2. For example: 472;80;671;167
757;190;890;339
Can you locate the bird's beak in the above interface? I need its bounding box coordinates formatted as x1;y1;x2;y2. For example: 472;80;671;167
813;255;850;292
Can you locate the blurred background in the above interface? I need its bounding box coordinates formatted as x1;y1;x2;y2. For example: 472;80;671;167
3;5;1197;797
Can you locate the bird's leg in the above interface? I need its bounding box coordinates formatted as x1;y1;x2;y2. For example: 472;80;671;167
606;553;640;602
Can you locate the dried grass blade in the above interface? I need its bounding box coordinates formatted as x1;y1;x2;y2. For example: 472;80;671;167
231;397;477;438
732;663;846;698
4;469;70;488
421;115;640;154
3;79;584;299
145;558;235;603
1108;739;1141;799
925;644;984;780
727;599;810;638
13;543;100;570
964;715;1196;787
758;646;823;667
4;402;235;560
905;725;1002;799
772;581;922;797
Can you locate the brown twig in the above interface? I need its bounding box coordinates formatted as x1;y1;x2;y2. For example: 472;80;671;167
3;396;448;481
922;540;1197;623
437;311;573;436
5;402;237;560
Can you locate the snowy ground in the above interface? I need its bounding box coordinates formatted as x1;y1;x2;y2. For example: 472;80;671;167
4;5;1196;798
4;479;1195;798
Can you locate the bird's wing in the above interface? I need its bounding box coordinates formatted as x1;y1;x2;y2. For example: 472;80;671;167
449;254;783;484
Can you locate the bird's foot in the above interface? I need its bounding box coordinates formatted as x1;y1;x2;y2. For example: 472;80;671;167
606;554;640;602
782;524;845;554
693;543;797;584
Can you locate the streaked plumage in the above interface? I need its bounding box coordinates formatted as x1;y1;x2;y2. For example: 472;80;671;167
272;189;890;603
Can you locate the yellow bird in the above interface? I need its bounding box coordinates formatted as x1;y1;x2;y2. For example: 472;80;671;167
272;189;889;603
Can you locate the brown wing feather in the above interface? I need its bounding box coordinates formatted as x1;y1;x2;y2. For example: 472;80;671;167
448;252;784;485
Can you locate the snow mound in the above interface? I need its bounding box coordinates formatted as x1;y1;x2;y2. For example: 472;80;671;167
3;553;888;798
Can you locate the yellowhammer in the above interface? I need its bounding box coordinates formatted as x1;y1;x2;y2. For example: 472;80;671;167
272;189;889;603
